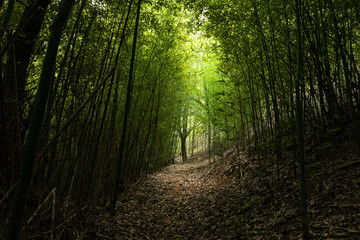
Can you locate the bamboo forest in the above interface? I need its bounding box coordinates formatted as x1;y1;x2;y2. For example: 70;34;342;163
1;0;360;239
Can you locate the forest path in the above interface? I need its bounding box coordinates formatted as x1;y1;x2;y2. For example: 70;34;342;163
88;150;360;240
105;155;240;239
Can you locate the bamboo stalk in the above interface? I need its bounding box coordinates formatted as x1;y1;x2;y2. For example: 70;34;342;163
51;190;55;240
0;184;16;206
26;188;56;226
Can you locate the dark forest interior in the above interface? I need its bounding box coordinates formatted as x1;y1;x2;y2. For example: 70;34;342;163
1;0;360;239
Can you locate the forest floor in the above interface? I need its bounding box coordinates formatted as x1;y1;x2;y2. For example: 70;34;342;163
82;147;360;240
88;152;241;239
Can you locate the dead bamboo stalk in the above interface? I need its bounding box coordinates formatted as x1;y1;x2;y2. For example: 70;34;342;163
0;184;16;206
51;189;56;240
26;188;56;226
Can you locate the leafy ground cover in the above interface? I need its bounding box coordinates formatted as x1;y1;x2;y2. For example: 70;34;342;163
75;145;360;240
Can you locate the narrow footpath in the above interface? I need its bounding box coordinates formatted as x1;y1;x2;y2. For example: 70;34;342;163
93;155;240;240
86;150;360;240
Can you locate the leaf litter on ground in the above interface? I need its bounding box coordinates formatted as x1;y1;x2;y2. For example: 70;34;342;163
82;145;360;240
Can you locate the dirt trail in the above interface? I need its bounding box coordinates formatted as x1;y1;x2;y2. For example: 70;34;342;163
86;149;360;240
98;157;239;240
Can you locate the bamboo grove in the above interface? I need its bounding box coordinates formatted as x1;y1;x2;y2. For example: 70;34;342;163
186;0;360;175
1;0;360;238
1;1;194;236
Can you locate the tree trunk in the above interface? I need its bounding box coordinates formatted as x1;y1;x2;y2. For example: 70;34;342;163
0;0;51;188
295;0;310;239
6;1;74;239
112;0;141;210
180;134;187;162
